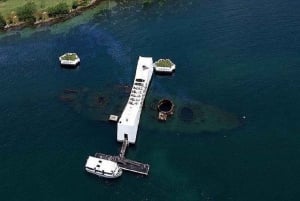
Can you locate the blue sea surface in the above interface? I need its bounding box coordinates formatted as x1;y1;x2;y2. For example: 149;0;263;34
1;0;300;200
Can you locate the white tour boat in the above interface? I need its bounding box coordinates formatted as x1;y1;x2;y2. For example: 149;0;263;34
85;156;122;178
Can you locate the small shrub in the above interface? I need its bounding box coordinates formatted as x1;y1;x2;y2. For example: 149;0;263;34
42;12;49;21
11;15;19;24
6;11;19;24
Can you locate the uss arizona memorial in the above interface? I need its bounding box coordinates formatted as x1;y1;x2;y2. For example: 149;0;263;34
117;57;153;144
85;56;175;178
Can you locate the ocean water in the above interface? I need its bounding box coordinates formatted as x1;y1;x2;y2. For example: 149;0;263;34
1;0;300;200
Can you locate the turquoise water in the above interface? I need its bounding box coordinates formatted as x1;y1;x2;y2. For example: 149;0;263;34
1;0;300;200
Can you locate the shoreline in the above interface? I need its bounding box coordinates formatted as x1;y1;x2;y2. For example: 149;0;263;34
2;0;112;32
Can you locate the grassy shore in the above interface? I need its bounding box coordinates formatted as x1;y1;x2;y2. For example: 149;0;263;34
0;0;103;30
0;0;155;31
0;0;75;16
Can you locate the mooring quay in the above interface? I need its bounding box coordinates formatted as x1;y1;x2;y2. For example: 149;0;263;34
85;56;153;178
95;139;150;175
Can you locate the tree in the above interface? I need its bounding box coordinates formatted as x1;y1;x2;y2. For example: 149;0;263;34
143;0;153;8
48;2;69;17
0;13;6;29
72;1;79;9
16;2;37;23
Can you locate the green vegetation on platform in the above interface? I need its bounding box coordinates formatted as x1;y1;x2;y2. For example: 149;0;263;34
155;59;174;68
60;53;78;61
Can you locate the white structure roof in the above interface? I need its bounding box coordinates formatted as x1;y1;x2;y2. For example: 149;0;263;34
117;56;153;144
85;156;118;173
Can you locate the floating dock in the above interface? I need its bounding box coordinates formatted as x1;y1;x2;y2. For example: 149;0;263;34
94;153;150;175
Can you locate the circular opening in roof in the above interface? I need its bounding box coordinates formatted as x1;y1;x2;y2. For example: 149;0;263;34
157;99;174;113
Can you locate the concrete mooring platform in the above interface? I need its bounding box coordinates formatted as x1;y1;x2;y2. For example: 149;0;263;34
94;139;150;176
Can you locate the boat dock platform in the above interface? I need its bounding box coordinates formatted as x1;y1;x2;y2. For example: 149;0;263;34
94;139;150;175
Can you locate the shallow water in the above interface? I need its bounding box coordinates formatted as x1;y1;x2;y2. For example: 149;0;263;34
1;0;300;200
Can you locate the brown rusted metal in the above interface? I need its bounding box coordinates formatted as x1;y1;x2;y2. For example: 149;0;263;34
157;99;175;121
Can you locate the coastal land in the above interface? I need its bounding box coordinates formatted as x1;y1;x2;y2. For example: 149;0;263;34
0;0;166;31
0;0;114;31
